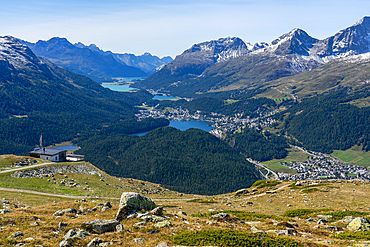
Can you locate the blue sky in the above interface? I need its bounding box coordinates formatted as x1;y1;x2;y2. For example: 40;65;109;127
1;0;369;57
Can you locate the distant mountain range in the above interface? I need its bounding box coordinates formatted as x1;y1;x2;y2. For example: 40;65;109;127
21;38;172;83
0;35;157;154
135;16;370;97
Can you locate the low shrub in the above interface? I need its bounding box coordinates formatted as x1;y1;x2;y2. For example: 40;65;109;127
283;208;330;217
334;231;370;240
301;188;320;193
173;229;303;247
252;180;281;189
321;210;369;220
186;198;217;204
192;210;287;221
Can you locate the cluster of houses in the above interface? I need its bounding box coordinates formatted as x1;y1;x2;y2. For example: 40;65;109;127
136;107;277;135
277;157;370;181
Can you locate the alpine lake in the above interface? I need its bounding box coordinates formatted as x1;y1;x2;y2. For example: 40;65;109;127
101;79;215;135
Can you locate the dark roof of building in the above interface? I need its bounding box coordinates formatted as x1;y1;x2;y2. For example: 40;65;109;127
30;148;67;156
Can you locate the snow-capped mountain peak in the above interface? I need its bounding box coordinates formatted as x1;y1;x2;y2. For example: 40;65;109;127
266;28;318;56
0;36;43;70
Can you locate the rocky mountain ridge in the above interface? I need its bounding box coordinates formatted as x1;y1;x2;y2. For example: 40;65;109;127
136;16;370;97
74;42;173;74
21;37;147;82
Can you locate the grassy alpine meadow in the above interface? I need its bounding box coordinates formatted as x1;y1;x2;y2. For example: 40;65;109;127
261;147;311;174
331;145;370;167
0;156;369;246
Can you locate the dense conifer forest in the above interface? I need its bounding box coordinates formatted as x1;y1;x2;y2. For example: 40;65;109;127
281;88;370;153
75;127;260;195
226;128;289;162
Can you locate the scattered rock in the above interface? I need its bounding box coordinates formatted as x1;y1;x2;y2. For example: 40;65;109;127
295;182;302;186
210;212;231;221
177;211;187;216
317;219;327;225
155;242;169;247
53;208;77;217
104;201;112;208
0;199;10;204
0;209;11;214
15;243;28;247
134;221;147;227
235;188;249;196
341;216;356;223
63;229;89;240
317;215;334;221
87;237;103;247
82;219;120;234
116;192;156;221
267;229;297;236
347;217;370;231
11;231;24;238
251;225;266;234
116;223;124;232
151;215;167;223
134;238;147;243
326;225;339;231
150;207;164;216
59;240;71;247
58;222;68;230
154;220;172;228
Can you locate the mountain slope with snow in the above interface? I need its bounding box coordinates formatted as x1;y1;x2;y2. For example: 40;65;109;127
135;16;370;97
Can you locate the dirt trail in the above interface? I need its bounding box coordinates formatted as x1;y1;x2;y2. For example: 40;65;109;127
0;162;54;174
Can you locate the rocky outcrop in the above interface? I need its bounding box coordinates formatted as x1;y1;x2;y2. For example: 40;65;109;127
12;164;101;178
82;219;121;234
347;217;370;231
116;192;156;221
12;158;36;167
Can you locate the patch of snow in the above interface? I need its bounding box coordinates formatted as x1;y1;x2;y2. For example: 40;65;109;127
0;36;41;69
340;52;370;63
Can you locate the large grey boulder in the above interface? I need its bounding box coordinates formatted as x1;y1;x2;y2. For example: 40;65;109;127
116;192;156;221
347;217;370;231
82;219;120;234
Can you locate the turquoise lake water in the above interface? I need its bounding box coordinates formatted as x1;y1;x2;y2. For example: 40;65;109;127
101;83;214;135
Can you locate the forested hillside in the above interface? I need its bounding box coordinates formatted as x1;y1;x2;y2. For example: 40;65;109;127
282;89;370;153
226;128;289;162
75;127;260;195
